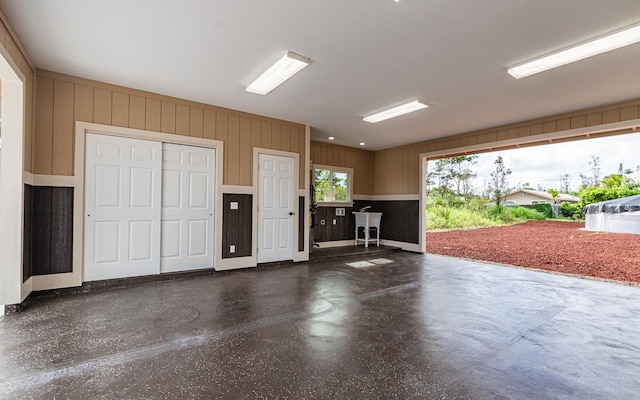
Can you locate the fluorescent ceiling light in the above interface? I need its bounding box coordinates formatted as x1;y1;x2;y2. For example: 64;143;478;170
363;99;429;123
508;23;640;79
246;51;310;95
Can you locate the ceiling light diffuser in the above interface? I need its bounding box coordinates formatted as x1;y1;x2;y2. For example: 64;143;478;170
508;23;640;79
363;99;429;123
246;51;310;95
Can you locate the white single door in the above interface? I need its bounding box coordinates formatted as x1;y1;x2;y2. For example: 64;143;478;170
258;154;294;263
161;143;215;273
84;134;162;281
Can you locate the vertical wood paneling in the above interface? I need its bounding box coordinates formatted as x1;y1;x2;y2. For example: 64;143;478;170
175;104;190;136
227;114;240;185
24;75;34;172
620;105;639;120
189;107;204;138
402;148;412;194
603;109;620;124
74;84;93;122
216;112;229;183
161;101;176;133
281;125;291;151
145;98;161;132
93;88;112;125
239;117;251;185
203;109;216;139
272;124;282;149
52;80;74;175
250;119;261;149
111;92;129;127
129;95;146;129
35;76;54;174
570;116;586;129
261;122;272;148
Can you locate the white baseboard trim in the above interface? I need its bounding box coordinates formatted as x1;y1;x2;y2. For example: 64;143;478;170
380;239;422;252
317;240;354;248
353;194;421;201
215;256;257;271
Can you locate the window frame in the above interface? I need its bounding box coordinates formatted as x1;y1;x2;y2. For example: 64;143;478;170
313;164;353;206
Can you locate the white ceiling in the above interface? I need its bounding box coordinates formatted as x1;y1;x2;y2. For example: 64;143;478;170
2;0;640;150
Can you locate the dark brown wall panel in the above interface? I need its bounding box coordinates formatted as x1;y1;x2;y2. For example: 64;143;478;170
23;185;32;282
298;196;305;251
313;205;356;242
27;186;74;276
314;200;420;244
222;194;253;258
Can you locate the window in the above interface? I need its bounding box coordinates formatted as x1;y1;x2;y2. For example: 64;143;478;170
531;200;548;204
314;165;352;204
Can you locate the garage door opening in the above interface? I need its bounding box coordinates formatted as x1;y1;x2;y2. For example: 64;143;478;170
422;130;640;285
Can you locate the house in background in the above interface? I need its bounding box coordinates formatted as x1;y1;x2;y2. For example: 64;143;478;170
503;189;580;206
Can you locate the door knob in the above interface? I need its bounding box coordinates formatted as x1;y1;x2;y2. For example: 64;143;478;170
289;212;295;216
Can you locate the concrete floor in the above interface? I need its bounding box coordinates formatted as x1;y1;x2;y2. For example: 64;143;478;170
1;252;639;399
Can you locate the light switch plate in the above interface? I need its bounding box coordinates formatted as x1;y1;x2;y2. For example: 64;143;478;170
336;208;345;216
230;245;236;253
230;201;238;210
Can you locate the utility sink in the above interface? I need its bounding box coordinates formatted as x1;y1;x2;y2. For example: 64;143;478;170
352;212;382;247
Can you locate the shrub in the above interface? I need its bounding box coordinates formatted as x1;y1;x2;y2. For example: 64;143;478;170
530;203;553;218
560;202;581;218
510;206;546;220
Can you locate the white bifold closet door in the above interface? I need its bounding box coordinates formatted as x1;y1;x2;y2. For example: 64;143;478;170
84;134;215;282
161;143;215;273
84;134;162;281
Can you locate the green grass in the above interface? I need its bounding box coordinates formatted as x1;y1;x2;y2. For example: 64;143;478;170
426;205;546;231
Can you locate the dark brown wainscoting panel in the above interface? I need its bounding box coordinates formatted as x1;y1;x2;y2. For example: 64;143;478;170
298;196;305;252
354;200;420;244
23;185;32;282
222;194;253;258
25;185;74;277
313;205;356;242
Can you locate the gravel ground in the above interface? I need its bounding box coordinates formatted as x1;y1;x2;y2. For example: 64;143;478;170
426;220;640;284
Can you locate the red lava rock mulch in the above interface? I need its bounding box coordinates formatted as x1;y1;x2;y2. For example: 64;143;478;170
426;220;640;284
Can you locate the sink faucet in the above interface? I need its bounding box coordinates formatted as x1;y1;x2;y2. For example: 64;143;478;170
359;206;371;212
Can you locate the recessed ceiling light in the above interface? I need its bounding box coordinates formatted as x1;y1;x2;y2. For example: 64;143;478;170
359;142;366;146
328;136;335;140
363;99;429;123
246;51;310;95
508;23;640;79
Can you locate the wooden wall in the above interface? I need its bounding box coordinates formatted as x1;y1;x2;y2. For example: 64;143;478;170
0;9;35;172
373;98;640;195
34;70;307;189
310;140;374;196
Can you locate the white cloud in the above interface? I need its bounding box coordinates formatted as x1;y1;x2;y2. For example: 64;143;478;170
431;133;640;193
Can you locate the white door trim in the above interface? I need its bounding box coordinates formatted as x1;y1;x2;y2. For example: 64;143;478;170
253;147;299;264
35;121;226;289
0;52;27;306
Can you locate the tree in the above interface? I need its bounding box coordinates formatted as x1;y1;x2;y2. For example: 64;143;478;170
601;174;624;188
548;188;559;204
589;156;601;187
561;173;571;193
427;155;478;201
488;156;511;207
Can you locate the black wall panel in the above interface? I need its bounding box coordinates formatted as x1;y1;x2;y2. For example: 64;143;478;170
316;199;420;245
298;196;305;252
222;194;253;258
23;185;74;278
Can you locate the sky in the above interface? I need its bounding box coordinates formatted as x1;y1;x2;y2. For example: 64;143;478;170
430;132;640;194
